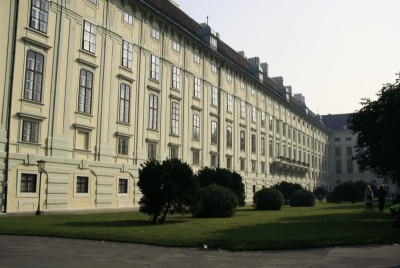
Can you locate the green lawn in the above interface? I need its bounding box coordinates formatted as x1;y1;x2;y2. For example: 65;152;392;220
0;201;398;250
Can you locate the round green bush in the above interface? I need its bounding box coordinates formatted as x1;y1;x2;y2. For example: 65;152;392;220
326;191;341;203
334;182;363;203
253;188;284;210
290;189;315;207
191;184;238;218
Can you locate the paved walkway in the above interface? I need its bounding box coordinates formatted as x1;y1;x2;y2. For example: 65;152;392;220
0;235;399;267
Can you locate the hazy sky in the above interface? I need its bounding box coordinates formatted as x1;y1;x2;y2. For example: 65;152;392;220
177;0;400;115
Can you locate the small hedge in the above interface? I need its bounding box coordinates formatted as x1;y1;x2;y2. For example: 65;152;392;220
334;182;363;203
253;188;284;210
290;189;315;207
191;184;238;218
326;191;341;203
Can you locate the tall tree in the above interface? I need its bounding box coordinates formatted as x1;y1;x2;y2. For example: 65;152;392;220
348;73;400;185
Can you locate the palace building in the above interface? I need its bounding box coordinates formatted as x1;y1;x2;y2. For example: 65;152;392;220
1;0;366;213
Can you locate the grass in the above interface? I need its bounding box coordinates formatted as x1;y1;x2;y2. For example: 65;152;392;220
0;201;398;250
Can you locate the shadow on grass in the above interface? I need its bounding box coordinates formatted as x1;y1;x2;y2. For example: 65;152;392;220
60;219;185;228
205;212;397;250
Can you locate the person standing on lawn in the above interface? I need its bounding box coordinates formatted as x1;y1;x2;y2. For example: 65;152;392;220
365;185;374;211
377;184;387;211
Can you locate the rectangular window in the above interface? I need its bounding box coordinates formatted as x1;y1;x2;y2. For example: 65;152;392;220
336;159;342;174
261;137;265;156
227;73;232;82
240;159;245;171
83;21;96;53
240;101;245;118
211;121;218;144
335;147;341;157
211;154;218;167
261;162;265;173
148;142;157;159
212;86;218;106
151;55;160;81
194;77;201;98
24;50;44;102
251;134;256;154
78;69;93;114
151;28;160;40
240;131;245;151
226;156;232;169
252;106;256;122
251;160;256;172
211;64;217;73
122;40;133;69
193;150;200;165
172;41;180;52
172;66;180;89
22;120;39;143
261;112;265;127
118;178;128;194
170;146;179;159
277;143;280;157
194;54;200;64
171;102;180;135
193;114;200;140
123;12;133;25
20;174;37;193
283;144;286;157
346;137;352;141
240;81;244;90
334;137;341;142
30;0;48;33
269;140;273;157
118;137;129;155
269;116;273;131
226;126;232;148
87;0;97;4
227;94;233;112
119;84;130;123
346;146;352;157
276;119;280;133
148;94;158;130
76;176;89;193
251;88;255;95
283;124;286;136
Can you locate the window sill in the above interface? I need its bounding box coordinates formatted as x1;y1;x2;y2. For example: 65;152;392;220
147;128;159;133
149;78;160;84
75;111;94;117
169;134;180;137
74;149;92;153
20;98;45;106
192;96;201;101
79;48;96;58
117;121;131;126
26;27;49;39
119;65;133;73
18;141;42;146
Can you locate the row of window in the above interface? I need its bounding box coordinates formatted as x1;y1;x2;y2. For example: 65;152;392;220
20;173;128;195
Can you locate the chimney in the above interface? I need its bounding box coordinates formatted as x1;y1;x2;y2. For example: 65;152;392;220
260;62;268;76
238;51;246;59
294;93;305;104
248;57;260;66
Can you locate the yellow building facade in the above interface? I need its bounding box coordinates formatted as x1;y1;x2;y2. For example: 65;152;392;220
0;0;330;213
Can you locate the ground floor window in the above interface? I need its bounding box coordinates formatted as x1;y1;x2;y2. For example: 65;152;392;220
76;176;89;193
20;174;37;193
118;178;128;194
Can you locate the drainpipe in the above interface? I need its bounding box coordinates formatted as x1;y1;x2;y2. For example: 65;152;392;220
3;0;20;213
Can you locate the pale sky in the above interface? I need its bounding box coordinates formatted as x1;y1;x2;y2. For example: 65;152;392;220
177;0;400;115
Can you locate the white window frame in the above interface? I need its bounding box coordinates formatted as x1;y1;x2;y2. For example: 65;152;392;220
151;28;160;40
252;106;256;122
171;102;180;135
194;77;201;98
211;64;217;74
172;41;180;52
172;66;180;89
74;173;91;197
192;150;200;165
227;94;233;112
17;170;40;198
227;73;232;82
240;81;244;90
151;55;160;81
117;177;129;196
240;101;245;118
123;12;134;26
194;53;200;64
212;86;218;106
251;88;255;95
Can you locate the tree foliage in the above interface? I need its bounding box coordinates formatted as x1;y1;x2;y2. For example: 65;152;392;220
353;180;377;197
196;167;245;206
253;188;285;210
191;184;238;218
290;189;315;207
272;182;303;205
138;158;196;224
348;73;400;184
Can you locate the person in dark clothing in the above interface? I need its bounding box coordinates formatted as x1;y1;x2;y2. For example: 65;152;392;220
377;184;387;211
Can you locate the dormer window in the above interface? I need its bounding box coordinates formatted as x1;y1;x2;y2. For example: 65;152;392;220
210;37;217;49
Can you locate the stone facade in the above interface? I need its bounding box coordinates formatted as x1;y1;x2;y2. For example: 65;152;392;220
1;0;330;213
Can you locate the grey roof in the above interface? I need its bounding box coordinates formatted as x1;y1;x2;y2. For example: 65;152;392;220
321;113;351;131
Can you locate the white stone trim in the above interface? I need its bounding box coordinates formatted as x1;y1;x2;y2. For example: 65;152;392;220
73;173;91;197
116;177;129;197
17;169;40;198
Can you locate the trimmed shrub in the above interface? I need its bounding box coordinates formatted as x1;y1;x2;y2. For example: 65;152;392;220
313;186;328;200
191;184;238;218
290;189;315;207
326;191;341;203
197;167;245;206
273;182;303;205
334;182;363;203
253;188;285;210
